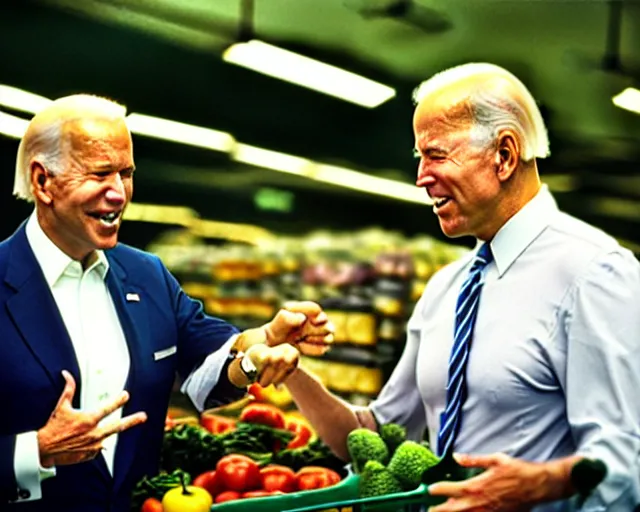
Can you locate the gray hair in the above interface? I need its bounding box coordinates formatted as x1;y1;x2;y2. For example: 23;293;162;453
14;94;127;202
412;63;550;161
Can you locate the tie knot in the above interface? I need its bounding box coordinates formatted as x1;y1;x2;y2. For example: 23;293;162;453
472;243;493;270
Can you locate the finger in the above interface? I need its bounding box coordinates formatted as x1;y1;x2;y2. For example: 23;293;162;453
310;311;328;325
258;365;277;387
297;341;330;357
428;497;477;512
55;370;77;410
98;411;147;439
282;301;325;318
91;390;131;423
428;481;467;497
271;355;299;386
454;452;504;468
301;333;335;345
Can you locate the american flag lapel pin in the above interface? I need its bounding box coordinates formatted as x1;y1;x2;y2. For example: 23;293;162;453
126;292;140;302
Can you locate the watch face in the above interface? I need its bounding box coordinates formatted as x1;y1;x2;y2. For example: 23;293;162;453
240;355;258;381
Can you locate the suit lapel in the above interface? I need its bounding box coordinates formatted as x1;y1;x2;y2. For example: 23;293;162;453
4;226;82;405
105;255;150;493
4;225;111;482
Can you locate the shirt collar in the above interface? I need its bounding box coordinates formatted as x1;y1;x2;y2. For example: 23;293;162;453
25;212;109;286
485;184;558;277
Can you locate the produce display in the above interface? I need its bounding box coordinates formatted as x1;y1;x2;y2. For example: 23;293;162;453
131;401;347;511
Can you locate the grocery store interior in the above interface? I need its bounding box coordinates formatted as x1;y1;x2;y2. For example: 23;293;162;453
1;0;639;509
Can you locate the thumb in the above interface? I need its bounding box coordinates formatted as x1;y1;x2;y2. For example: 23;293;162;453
266;310;307;343
55;370;76;410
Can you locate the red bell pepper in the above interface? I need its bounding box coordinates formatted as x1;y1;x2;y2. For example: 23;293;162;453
200;412;237;435
239;403;285;429
285;418;313;449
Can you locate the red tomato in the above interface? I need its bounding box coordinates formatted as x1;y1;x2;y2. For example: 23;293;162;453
216;454;261;492
285;418;313;449
295;466;342;491
200;413;237;435
192;470;224;497
242;490;285;499
259;464;297;493
239;403;285;429
214;490;242;503
140;497;163;512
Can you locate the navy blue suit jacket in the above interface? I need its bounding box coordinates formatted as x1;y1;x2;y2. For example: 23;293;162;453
0;222;240;511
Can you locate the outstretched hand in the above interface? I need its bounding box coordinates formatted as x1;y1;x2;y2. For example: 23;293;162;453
427;453;545;512
37;370;147;468
265;300;335;356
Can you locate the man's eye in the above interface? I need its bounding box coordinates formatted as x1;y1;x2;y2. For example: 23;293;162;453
94;171;111;178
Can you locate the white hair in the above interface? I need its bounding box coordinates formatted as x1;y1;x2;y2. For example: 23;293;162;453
412;63;550;161
14;94;127;202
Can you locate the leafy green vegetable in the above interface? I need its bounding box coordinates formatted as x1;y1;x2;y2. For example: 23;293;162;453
272;438;347;475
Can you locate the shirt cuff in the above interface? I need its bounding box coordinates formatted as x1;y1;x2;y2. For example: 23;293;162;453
14;431;50;502
181;334;239;412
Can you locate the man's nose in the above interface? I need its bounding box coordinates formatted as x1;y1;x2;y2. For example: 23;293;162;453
105;174;126;204
416;165;436;188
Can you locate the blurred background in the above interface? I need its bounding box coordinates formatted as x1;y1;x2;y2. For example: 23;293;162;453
1;0;639;407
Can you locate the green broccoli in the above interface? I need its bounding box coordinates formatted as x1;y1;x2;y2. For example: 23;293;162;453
379;423;407;454
387;440;440;491
346;428;390;474
359;460;403;498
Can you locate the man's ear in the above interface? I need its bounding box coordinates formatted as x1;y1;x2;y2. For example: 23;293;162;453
31;162;53;205
495;130;521;182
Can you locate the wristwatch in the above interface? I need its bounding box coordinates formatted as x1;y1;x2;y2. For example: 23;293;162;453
239;352;258;382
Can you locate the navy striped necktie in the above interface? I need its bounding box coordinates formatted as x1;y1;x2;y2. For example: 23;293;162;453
437;243;493;456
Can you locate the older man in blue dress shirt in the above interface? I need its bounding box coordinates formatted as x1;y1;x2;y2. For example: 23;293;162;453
285;63;640;511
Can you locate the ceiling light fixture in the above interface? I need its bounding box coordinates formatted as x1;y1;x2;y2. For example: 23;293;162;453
126;113;235;152
612;87;640;115
0;85;52;114
0;111;29;138
223;40;396;108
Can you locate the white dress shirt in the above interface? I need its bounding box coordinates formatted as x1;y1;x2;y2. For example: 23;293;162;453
371;185;640;511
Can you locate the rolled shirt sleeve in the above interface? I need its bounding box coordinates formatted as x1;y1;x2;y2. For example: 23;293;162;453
564;249;640;510
181;334;244;412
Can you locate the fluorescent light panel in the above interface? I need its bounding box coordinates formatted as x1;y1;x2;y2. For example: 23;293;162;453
315;164;430;205
126;113;235;152
612;87;640;114
0;85;52;114
233;143;314;175
0;111;30;138
223;40;396;108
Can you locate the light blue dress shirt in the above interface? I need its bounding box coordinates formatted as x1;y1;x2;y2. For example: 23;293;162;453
371;185;640;511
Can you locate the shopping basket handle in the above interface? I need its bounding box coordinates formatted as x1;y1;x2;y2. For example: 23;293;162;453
421;451;483;485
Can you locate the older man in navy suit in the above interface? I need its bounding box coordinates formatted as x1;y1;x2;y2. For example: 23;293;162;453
0;94;333;511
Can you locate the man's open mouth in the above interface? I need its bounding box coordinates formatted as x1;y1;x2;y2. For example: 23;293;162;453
433;197;451;209
88;211;121;226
